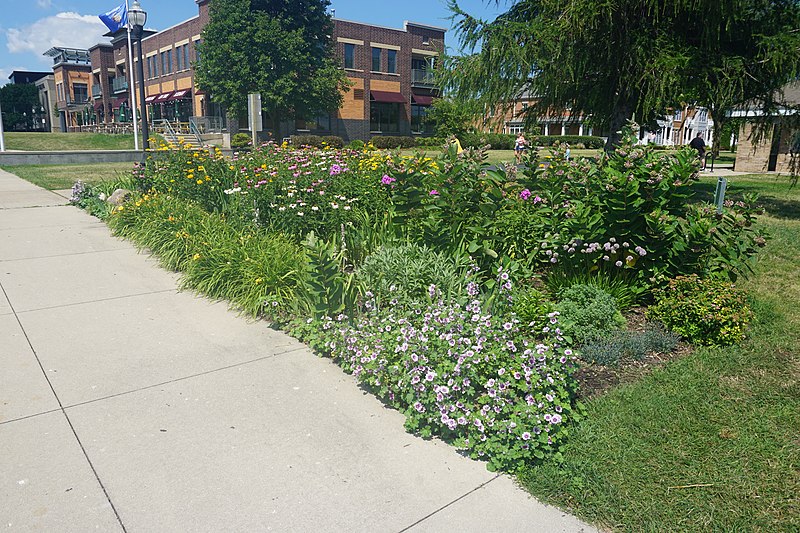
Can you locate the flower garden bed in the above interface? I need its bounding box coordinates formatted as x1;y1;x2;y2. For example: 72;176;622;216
71;132;764;475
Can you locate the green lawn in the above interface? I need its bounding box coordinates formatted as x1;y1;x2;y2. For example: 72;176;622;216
1;162;136;190
519;174;800;531
3;132;139;151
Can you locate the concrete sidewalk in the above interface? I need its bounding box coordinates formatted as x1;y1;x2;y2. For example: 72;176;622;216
0;168;597;532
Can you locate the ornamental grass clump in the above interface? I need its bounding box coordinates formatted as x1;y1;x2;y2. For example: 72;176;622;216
315;274;578;473
647;274;753;346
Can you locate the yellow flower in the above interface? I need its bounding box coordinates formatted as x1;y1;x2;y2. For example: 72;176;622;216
196;179;204;185
117;206;124;211
254;278;263;284
193;253;201;260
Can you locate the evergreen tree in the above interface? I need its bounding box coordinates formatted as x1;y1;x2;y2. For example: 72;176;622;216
195;0;349;140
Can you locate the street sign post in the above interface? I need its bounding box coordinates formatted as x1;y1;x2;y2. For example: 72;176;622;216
247;93;262;147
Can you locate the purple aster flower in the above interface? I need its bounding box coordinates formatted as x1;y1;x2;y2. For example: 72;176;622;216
519;188;532;200
429;189;439;196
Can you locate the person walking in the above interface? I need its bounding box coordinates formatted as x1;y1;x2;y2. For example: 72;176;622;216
514;133;528;164
689;132;707;170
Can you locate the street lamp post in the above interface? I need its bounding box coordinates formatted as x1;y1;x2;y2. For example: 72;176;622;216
0;97;6;152
129;0;149;150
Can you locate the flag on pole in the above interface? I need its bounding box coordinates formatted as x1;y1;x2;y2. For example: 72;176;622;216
99;4;128;33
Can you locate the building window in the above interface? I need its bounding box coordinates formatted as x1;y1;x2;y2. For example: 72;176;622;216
673;109;682;121
72;83;88;103
370;101;400;132
161;50;172;75
344;43;355;69
411;104;432;134
195;40;201;63
184;45;191;69
371;47;381;72
387;49;397;74
176;47;183;71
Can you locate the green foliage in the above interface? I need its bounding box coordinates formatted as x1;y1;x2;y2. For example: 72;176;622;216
544;271;642;311
531;135;605;149
297;285;578;473
556;284;626;345
369;136;417;149
0;83;41;131
301;231;357;318
290;134;344;149
425;96;480;138
356;243;467;308
414;136;447;148
460;132;515;150
107;194;305;317
647;274;753;346
230;133;252;149
446;0;800;149
346;139;365;150
579;324;680;366
511;286;556;335
195;0;349;139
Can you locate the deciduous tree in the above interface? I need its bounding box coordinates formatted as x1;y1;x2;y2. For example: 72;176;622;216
195;0;349;140
446;0;800;151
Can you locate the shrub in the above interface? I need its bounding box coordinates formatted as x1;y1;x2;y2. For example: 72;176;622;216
346;139;366;151
460;132;515;150
356;243;467;307
370;136;417;149
646;274;753;346
556;284;626;345
530;135;605;149
289;134;344;149
580;324;680;366
230;133;251;149
414;136;446;148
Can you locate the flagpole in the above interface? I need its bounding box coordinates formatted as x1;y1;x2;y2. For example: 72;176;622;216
125;0;140;151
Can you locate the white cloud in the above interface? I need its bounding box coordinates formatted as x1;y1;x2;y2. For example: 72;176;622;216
37;0;53;8
6;12;110;57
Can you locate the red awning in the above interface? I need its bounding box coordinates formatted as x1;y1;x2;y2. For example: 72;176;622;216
112;97;128;108
412;94;434;106
195;89;206;96
155;92;173;102
144;94;158;103
370;90;406;104
166;89;190;101
93;100;104;111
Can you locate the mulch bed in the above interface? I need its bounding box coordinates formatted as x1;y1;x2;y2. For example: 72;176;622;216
572;306;693;400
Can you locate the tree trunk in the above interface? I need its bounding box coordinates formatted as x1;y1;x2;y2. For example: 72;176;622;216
604;100;633;152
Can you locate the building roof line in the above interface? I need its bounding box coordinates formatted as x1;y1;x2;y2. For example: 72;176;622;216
333;17;445;34
141;15;199;43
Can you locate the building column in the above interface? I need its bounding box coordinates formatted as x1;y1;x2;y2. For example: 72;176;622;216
544;123;550;135
561;124;567;136
578;124;584;136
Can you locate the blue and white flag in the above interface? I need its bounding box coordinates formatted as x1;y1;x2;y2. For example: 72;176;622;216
99;4;128;33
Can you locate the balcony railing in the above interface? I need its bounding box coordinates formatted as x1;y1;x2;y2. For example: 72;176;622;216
92;85;102;98
411;69;436;88
66;94;90;105
112;78;129;93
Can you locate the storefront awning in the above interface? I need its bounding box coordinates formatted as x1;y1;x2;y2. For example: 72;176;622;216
411;94;434;106
155;92;173;103
166;89;190;101
144;94;158;103
93;100;104;111
112;97;128;108
370;90;406;104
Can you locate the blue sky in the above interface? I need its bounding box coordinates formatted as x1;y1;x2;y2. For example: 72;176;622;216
0;0;504;85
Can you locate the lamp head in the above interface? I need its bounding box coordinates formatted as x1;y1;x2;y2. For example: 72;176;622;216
129;0;147;28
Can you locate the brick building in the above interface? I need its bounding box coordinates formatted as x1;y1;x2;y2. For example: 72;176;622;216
47;0;443;142
44;47;93;132
731;83;799;173
332;19;443;140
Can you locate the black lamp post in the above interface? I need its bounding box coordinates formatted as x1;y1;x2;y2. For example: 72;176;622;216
129;0;149;150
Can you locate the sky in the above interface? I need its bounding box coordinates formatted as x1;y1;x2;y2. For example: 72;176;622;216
0;0;504;85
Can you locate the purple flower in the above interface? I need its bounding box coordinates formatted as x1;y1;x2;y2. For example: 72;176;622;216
414;402;425;413
520;188;532;200
429;189;439;196
521;432;531;441
533;195;543;204
381;174;396;185
615;260;623;267
329;164;342;175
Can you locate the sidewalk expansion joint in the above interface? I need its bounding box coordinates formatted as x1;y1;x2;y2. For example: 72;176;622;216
0;247;135;263
15;288;179;314
0;281;129;533
60;345;308;412
397;474;503;532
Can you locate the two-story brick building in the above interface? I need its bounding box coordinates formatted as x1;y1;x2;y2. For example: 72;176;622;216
47;0;444;142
